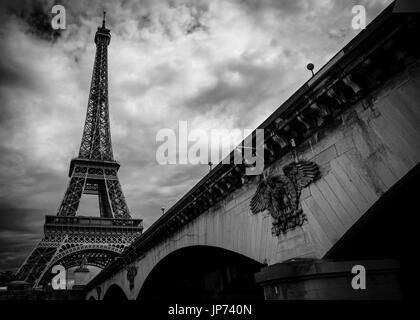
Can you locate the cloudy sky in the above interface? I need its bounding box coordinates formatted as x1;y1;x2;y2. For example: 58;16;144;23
0;0;392;271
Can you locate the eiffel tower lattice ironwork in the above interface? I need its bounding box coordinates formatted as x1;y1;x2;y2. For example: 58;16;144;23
15;13;143;288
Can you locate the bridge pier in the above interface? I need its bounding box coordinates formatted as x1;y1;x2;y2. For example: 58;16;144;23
255;259;401;300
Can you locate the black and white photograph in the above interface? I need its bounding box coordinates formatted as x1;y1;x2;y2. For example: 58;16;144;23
0;0;418;315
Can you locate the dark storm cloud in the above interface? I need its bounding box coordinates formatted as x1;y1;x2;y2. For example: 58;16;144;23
185;58;281;109
0;0;393;271
239;0;308;16
20;1;62;40
0;32;44;97
131;164;209;227
0;93;15;126
0;58;36;90
0;0;62;40
0;204;45;270
118;62;180;98
0;205;44;235
182;2;209;34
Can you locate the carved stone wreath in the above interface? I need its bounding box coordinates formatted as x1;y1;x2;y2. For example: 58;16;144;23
250;160;320;236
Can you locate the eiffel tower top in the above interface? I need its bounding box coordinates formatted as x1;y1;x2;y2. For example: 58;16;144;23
78;12;113;162
94;11;111;45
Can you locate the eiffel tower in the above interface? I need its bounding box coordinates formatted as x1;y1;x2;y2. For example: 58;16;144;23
15;13;143;288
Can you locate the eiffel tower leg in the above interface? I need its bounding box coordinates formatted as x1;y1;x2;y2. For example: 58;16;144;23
33;236;70;288
105;176;131;218
98;180;113;218
15;235;66;284
57;170;87;216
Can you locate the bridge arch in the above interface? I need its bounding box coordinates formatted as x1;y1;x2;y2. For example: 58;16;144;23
52;244;122;264
103;284;127;300
36;247;120;287
137;245;264;301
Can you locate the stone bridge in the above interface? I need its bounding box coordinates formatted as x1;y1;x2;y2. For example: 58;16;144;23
85;4;420;300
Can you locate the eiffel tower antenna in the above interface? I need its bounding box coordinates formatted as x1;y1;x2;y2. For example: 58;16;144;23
15;14;143;287
102;10;106;28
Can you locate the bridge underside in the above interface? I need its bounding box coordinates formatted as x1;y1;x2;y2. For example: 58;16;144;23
137;246;264;301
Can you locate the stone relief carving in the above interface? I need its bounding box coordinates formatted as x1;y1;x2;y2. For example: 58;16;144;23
250;160;320;236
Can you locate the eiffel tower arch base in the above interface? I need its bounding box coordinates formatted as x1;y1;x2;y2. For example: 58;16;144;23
16;216;142;288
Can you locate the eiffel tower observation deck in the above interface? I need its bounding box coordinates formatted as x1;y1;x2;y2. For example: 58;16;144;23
15;13;143;289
